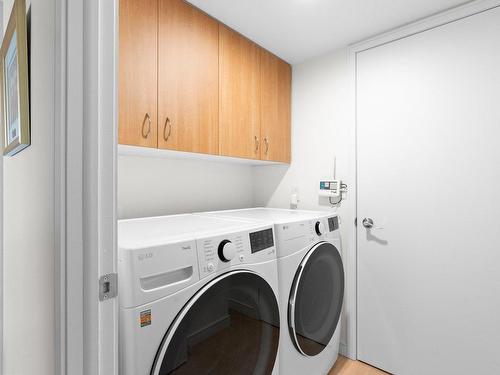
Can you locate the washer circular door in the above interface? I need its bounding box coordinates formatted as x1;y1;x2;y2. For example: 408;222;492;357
288;242;344;356
152;270;280;375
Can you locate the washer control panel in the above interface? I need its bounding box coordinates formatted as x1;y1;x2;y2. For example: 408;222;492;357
197;226;276;279
218;240;237;262
249;228;274;253
314;221;326;236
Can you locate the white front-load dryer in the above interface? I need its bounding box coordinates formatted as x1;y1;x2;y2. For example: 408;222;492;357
118;214;281;375
197;208;344;375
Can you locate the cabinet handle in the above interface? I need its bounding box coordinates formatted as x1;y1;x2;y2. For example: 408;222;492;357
254;136;260;153
141;113;151;138
264;137;269;155
163;117;172;142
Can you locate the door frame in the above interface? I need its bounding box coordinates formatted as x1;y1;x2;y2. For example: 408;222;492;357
55;0;119;374
346;0;500;360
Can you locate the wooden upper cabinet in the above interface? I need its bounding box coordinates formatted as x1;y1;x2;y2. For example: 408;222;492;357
119;0;291;162
219;25;261;160
158;0;219;154
260;50;292;163
119;0;158;148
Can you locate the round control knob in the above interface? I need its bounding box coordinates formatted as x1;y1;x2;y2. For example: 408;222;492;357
315;221;325;236
207;262;215;272
218;240;236;262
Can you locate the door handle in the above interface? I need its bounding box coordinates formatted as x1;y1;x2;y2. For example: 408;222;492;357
142;113;151;138
254;136;260;153
362;218;385;230
163;117;172;142
362;218;374;229
264;137;269;155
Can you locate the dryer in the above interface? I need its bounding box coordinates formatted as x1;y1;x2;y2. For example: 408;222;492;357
197;208;344;375
118;214;281;375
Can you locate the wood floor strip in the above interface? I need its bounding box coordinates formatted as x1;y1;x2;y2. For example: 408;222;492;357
329;356;389;375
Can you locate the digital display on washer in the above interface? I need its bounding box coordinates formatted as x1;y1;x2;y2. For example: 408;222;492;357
328;216;339;232
249;228;274;253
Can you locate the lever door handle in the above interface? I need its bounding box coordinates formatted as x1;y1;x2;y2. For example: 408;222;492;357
362;218;374;229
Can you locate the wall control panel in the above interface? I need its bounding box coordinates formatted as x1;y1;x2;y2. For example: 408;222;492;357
319;180;341;198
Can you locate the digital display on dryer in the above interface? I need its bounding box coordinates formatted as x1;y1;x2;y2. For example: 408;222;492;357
249;229;274;253
328;216;339;232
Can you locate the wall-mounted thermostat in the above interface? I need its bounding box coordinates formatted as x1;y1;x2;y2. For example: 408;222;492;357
319;180;341;198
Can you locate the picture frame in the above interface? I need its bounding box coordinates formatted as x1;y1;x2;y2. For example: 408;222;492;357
0;0;30;156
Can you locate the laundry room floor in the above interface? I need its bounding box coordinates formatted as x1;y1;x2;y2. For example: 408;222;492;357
329;356;389;375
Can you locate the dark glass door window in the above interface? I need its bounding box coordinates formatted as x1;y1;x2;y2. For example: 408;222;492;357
152;271;280;375
288;242;344;356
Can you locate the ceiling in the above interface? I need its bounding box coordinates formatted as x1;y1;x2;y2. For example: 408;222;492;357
187;0;471;64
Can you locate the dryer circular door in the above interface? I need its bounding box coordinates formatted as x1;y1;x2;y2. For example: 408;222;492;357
151;270;280;375
288;242;344;356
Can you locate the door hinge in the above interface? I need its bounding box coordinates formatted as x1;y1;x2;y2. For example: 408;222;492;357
99;273;118;301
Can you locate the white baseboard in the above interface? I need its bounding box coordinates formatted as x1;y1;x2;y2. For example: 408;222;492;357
339;342;349;357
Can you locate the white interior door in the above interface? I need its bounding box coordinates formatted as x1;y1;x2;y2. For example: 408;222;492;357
357;6;500;375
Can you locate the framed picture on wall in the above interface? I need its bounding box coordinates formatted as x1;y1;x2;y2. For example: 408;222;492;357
0;0;30;156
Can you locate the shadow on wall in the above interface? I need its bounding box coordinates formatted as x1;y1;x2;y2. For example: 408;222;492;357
253;160;342;211
117;155;259;219
251;164;290;207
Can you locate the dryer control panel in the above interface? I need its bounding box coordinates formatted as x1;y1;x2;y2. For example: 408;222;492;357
274;215;340;258
197;226;276;279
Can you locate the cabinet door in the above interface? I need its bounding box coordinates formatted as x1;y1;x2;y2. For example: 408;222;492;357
158;0;219;154
260;50;291;163
219;25;261;159
119;0;158;147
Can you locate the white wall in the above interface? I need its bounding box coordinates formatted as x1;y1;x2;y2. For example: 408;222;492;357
118;155;255;219
2;0;55;374
253;47;354;352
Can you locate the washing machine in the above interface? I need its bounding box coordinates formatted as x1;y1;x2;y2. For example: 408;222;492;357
118;213;281;375
197;208;344;375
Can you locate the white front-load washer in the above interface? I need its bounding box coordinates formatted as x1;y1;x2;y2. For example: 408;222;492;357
118;214;281;375
197;208;344;375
